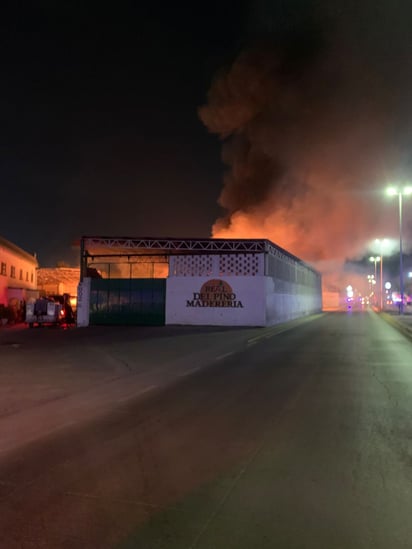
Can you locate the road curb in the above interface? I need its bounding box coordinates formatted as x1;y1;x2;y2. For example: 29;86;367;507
380;312;412;341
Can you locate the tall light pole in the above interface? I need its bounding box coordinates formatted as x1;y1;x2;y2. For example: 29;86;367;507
386;186;412;314
369;256;380;307
374;238;389;310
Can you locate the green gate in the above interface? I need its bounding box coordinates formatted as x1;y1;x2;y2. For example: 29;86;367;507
89;278;166;325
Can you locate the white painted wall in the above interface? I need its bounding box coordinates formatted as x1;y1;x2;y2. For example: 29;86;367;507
166;276;266;326
166;274;322;327
265;276;322;325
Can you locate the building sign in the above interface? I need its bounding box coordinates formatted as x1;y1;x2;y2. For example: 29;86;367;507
186;279;244;308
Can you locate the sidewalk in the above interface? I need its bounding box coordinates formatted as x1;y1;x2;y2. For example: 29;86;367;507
380;309;412;339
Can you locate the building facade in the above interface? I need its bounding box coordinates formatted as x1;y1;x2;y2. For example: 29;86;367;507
77;237;322;327
37;267;80;297
0;236;38;317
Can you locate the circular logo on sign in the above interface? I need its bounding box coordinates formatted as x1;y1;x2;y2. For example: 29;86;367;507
185;278;243;308
200;279;233;296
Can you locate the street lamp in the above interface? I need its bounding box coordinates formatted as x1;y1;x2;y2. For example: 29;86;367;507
369;256;380;306
386;185;412;314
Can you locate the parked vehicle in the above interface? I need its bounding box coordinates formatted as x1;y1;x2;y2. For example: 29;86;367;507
25;294;75;327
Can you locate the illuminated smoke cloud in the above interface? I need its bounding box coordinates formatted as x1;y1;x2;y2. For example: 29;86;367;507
199;3;412;271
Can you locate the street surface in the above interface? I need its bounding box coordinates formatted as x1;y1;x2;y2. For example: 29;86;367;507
1;310;412;548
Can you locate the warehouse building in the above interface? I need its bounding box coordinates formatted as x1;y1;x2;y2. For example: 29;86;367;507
77;236;322;327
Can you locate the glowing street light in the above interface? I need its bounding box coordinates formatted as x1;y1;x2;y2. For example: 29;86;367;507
386;186;412;314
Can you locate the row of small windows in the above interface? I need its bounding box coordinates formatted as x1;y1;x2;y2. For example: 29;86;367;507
0;262;34;282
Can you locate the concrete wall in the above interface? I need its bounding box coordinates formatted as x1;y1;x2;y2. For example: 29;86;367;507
265;276;322;325
166;276;266;326
166;275;321;327
166;251;322;327
263;251;322;325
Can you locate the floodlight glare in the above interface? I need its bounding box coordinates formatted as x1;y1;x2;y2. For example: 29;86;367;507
386;187;398;196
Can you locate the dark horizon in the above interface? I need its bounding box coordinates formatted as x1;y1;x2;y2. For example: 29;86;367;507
2;1;412;269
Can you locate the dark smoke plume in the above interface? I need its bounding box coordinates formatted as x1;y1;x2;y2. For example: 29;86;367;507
200;1;412;271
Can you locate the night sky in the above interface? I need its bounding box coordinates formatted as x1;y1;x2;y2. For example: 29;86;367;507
2;1;412;269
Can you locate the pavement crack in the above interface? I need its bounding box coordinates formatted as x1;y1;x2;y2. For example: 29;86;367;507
119;359;132;371
187;440;267;549
378;469;388;492
63;490;170;510
371;369;393;401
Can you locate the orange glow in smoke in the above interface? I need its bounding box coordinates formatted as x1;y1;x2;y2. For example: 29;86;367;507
211;192;376;310
200;44;402;311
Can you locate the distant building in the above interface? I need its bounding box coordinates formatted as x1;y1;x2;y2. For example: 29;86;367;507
0;236;38;313
37;267;80;297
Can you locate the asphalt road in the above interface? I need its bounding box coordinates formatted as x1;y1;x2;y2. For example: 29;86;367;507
1;310;412;548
